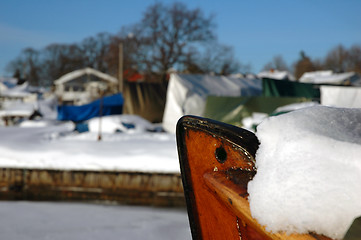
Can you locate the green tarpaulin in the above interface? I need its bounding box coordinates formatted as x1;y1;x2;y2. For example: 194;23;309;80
262;78;320;99
204;96;312;127
344;216;361;240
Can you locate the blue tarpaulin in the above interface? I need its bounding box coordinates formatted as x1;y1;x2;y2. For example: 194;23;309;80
57;94;124;122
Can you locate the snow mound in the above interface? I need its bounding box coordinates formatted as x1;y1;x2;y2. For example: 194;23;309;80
19;119;61;128
273;101;319;114
248;106;361;239
88;114;156;133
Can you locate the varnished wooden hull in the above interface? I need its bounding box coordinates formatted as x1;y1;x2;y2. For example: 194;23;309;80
176;116;332;240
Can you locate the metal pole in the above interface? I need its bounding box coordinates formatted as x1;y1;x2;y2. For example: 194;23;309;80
97;93;103;141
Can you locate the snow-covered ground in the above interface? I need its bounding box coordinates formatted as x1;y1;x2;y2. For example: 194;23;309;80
1;82;360;239
0;83;181;172
0;93;188;239
0;201;191;240
0;116;179;173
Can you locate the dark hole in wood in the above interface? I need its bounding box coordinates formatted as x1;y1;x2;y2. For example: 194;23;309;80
215;146;227;163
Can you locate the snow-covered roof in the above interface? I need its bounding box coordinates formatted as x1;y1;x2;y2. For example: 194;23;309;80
0;82;36;99
299;70;358;85
54;68;118;85
257;70;295;81
0;77;18;88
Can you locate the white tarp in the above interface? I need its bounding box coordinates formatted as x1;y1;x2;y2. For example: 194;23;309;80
162;73;262;133
321;85;361;108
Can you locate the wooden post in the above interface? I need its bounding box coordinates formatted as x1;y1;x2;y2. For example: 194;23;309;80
118;43;123;93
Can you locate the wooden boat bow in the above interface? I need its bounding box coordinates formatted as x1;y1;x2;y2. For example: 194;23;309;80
176;115;332;240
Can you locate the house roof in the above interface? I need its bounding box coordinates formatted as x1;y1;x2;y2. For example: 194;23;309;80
299;71;358;85
257;70;295;81
54;68;118;85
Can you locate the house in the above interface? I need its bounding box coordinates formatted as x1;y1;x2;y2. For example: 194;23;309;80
0;79;39;126
54;68;118;105
257;69;296;81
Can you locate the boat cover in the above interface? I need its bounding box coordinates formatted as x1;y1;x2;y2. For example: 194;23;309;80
203;96;312;127
162;73;262;133
57;94;124;122
262;78;320;99
321;85;361;108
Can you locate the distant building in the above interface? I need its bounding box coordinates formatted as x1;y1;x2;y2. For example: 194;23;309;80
0;79;39;126
299;70;360;86
54;68;118;105
257;69;295;81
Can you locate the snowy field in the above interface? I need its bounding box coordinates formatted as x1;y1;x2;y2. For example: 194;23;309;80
0;110;189;239
0;115;179;173
0;201;191;240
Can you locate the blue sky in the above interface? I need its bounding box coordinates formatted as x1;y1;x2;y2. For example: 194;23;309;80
0;0;360;77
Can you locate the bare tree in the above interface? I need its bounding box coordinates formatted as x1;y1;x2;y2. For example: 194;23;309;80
128;2;215;80
319;44;361;74
324;44;348;73
42;43;84;83
5;2;245;85
6;34;114;86
184;42;241;75
348;44;361;74
80;32;112;72
6;47;41;85
105;27;140;79
263;55;289;71
293;51;317;80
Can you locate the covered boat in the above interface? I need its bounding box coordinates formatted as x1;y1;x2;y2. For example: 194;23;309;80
176;116;333;240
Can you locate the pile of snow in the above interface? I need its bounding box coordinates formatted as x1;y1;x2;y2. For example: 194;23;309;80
241;112;268;131
272;101;319;114
88;114;156;134
241;102;320;132
37;94;58;120
248;106;361;239
19;119;62;128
